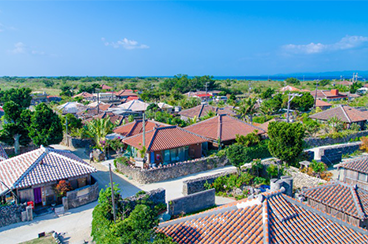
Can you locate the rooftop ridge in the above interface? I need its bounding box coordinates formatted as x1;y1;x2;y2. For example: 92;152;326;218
341;105;352;123
13;149;46;189
350;185;366;219
262;198;270;244
284;194;368;236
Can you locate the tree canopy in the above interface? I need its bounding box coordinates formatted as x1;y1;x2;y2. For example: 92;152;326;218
268;121;305;166
0;87;32;108
28;103;63;146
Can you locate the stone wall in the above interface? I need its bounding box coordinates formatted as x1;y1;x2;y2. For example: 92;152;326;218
287;167;326;190
61;134;93;149
120;188;166;216
0;204;26;228
168;189;215;216
116;156;229;184
304;130;368;148
3;145;38;157
182;171;235;195
320;143;361;164
63;181;99;210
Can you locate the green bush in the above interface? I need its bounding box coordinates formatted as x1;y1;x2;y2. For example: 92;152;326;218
114;156;130;167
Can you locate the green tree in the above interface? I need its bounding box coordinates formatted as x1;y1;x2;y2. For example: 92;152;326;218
268;121;305;166
84;117;115;150
235;98;258;123
260;88;274;99
288;92;314;111
28;103;63;146
0;101;32;153
60;85;74;97
285;77;300;85
61;113;82;133
0;87;32;109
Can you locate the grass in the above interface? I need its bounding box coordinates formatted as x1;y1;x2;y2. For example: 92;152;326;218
19;233;56;244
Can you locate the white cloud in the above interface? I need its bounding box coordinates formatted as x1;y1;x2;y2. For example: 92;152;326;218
102;37;149;50
282;35;368;54
8;42;45;55
10;42;26;54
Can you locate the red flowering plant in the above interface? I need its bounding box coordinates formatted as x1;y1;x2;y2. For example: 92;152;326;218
54;180;72;197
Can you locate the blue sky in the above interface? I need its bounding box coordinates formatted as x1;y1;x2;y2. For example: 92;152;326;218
0;1;368;76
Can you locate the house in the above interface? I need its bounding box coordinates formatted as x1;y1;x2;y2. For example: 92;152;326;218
122;126;209;167
280;85;300;92
101;84;113;90
179;104;236;121
87;111;126;126
114;119;170;138
185;114;265;147
115;89;139;100
309;105;368;128
0;146;96;206
117;100;150;113
336;80;353;86
47;95;61;103
157;102;174;113
92;92;120;103
158;189;368;243
315;99;332;110
78;102;114;119
310;89;348;101
301;181;368;228
335;156;368;191
57;102;87;115
31;91;48;105
73;92;94;101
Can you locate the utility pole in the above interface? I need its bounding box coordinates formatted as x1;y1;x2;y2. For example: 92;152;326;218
204;82;209;103
314;79;319;109
287;93;302;123
109;163;117;223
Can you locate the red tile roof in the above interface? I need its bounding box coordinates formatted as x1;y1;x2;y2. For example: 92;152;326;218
310;90;348;100
280;85;300;92
185;114;265;142
179;104;236;119
114;120;170;137
302;181;368;220
310;105;368;123
73;92;93;98
158;190;368;243
101;84;113;90
115;89;138;97
337;156;368;174
123;126;209;152
0;146;96;195
315;99;332;107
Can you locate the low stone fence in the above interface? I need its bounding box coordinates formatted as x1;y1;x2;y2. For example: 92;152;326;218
116;156;229;184
168;189;215;216
305;130;368;148
320;142;361;164
287;167;326;190
62;181;99;210
0;204;31;228
61;134;93;149
3;145;38;157
183;171;235;195
120;188;166;216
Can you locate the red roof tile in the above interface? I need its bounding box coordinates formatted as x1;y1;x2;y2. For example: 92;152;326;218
114;120;170;137
337;156;368;174
302;181;368;220
280;85;300;92
310;105;368;123
123;126;209;152
315;99;332;107
101;84;113;90
115;89;138;97
73;92;93;98
158;190;368;243
179;105;236;119
185;114;265;142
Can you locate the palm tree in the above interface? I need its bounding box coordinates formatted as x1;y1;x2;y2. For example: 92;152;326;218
235;98;258;123
84;117;115;150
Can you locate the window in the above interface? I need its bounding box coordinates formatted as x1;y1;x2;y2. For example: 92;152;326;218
359;173;366;182
170;148;179;163
164;150;170;164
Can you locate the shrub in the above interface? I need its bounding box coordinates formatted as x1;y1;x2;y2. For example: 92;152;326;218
114;156;130;166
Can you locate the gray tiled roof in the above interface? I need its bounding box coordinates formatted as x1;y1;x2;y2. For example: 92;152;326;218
0;146;96;195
